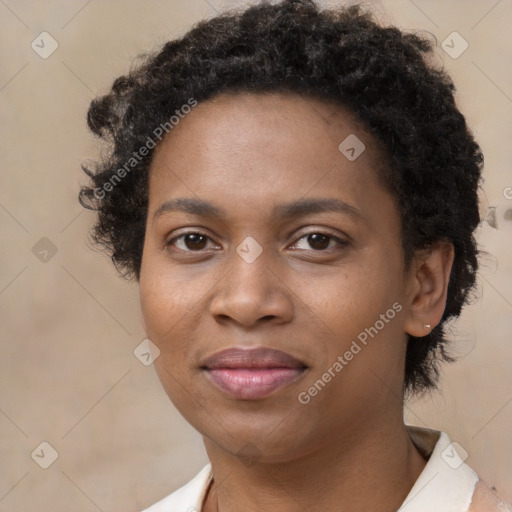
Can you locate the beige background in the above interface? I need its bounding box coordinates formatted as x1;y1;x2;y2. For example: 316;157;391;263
0;0;511;511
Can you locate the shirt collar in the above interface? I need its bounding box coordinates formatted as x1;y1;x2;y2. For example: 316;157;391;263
399;425;478;512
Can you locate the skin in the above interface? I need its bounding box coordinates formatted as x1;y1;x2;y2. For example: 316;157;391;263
139;91;455;512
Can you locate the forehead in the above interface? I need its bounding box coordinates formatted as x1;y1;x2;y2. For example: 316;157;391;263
147;91;393;224
152;91;380;160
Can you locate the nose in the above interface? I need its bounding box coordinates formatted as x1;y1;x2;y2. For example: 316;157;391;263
209;247;294;328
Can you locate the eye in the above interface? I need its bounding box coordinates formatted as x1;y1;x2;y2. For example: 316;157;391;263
166;231;218;252
166;230;349;254
290;231;349;252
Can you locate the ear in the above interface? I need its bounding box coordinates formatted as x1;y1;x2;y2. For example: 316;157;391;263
403;241;455;338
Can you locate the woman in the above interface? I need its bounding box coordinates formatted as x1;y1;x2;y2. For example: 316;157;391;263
79;0;510;510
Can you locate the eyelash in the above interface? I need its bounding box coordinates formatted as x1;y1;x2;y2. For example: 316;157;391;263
166;229;349;254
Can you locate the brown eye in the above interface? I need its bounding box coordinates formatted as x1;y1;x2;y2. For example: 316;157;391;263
307;233;331;250
167;231;214;252
292;231;349;252
183;233;208;250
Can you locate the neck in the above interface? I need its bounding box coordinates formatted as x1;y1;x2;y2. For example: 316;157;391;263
202;419;427;512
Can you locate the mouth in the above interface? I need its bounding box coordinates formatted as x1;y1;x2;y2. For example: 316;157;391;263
201;347;308;400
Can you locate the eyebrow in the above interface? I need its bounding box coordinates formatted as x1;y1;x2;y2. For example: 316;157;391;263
153;197;364;223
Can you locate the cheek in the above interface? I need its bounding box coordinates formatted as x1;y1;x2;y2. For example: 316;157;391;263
323;260;398;330
312;254;405;376
139;258;212;384
140;258;194;333
139;269;200;408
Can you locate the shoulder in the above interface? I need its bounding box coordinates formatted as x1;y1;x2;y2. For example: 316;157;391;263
468;480;512;512
404;426;510;512
140;463;212;512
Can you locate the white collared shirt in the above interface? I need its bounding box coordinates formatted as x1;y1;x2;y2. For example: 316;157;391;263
141;426;510;512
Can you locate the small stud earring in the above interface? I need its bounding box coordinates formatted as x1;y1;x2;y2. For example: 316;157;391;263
424;324;431;333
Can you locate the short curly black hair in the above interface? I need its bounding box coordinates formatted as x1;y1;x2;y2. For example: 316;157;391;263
79;0;484;396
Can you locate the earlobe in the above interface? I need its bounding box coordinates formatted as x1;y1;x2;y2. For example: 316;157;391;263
403;242;455;338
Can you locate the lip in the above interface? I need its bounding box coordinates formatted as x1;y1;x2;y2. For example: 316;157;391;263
201;347;307;400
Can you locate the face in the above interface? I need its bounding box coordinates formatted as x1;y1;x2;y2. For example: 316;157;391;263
139;92;412;463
